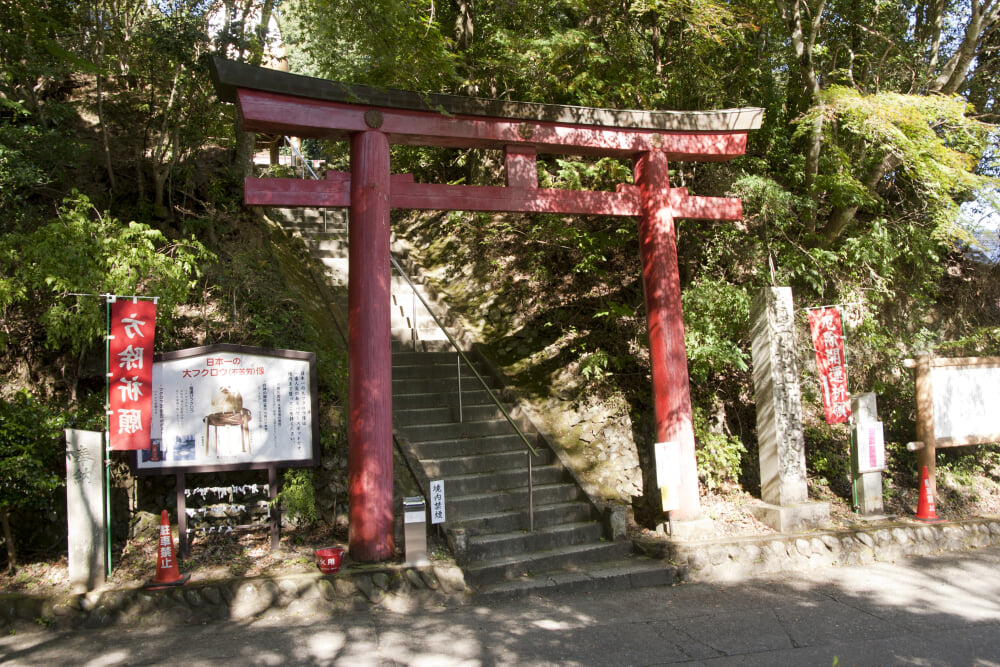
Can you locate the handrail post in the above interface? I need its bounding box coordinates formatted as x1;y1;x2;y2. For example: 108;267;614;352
411;290;417;351
528;451;534;532
457;354;463;423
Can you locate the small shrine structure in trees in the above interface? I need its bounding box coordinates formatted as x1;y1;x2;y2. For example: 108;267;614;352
210;57;762;561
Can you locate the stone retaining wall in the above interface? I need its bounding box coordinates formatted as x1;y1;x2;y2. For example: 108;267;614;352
0;563;467;632
635;518;1000;583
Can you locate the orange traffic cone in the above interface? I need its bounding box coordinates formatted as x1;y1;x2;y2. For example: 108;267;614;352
144;510;190;589
915;465;945;523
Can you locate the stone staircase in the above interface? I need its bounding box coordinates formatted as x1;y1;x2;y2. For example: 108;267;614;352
268;206;669;598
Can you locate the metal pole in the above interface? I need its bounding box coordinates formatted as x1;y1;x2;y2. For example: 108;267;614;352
104;297;112;578
457;355;463;423
411;289;417;351
528;451;534;532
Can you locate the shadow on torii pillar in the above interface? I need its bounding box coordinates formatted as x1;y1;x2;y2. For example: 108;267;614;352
210;56;763;562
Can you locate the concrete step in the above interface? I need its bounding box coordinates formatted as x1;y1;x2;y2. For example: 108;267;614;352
392;350;478;366
465;541;636;588
434;463;567;496
451;500;594;535
392;359;489;380
420;448;555;477
269;207;347;226
393;404;504;427
392;387;496;410
390;326;449;343
392;375;496;395
406;433;534;459
444;483;586;518
398;419;520;443
472;554;676;601
307;238;349;254
467;521;603;561
391;339;455;353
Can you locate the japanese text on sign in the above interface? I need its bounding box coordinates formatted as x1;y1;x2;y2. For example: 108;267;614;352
430;480;445;524
108;299;157;450
807;307;851;424
137;345;316;473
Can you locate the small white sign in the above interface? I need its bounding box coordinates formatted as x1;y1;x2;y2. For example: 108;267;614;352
404;509;425;524
654;441;681;512
856;422;886;473
430;479;445;524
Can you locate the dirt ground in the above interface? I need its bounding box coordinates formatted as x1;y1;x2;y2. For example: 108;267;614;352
5;473;1000;600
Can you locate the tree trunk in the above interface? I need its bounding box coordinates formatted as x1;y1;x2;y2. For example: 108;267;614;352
1;509;17;573
927;0;1000;94
819;152;902;245
775;0;826;231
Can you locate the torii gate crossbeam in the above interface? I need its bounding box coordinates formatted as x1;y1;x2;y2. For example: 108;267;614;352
211;57;763;561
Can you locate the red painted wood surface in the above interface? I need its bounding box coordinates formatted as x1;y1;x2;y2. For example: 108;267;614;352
347;130;395;562
237;89;748;160
636;150;702;522
246;175;743;221
505;146;539;188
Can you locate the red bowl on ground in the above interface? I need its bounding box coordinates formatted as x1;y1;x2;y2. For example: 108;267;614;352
315;546;345;574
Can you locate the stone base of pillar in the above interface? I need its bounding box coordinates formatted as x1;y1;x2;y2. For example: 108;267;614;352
656;516;715;541
749;501;831;534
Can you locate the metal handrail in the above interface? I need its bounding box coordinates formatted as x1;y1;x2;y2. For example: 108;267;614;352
390;254;537;531
283;136;319;180
283;136;328;233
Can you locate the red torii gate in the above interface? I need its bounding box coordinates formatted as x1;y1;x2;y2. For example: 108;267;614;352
211;57;762;562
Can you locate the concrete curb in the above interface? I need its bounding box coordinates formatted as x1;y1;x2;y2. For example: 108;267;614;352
0;562;468;632
635;516;1000;583
8;517;999;632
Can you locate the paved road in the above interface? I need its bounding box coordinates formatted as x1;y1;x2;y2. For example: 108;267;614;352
3;546;1000;666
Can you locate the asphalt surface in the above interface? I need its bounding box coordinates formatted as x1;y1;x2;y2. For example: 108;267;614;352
3;545;1000;666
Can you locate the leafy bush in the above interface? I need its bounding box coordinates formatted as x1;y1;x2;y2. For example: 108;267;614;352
276;469;318;525
0;391;66;570
693;404;746;491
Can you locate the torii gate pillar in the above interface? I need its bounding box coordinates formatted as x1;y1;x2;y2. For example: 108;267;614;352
346;130;395;561
636;151;701;522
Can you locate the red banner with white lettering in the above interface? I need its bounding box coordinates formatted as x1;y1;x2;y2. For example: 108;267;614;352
807;307;851;424
108;299;157;450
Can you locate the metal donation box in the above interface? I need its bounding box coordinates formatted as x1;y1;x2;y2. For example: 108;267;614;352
403;496;428;566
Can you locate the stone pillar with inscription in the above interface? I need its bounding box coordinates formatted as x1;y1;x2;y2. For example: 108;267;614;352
749;287;830;532
66;429;106;593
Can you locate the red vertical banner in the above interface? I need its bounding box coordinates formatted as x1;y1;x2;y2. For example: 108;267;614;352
807;307;851;424
108;298;157;450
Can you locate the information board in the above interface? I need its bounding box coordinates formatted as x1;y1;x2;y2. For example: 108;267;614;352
930;363;1000;446
132;344;320;475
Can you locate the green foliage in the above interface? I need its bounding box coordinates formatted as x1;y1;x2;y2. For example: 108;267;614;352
276;469;318;524
0;391;64;515
0;123;83;216
1;193;212;359
693;405;747;491
799;88;994;242
682;277;751;384
282;0;459;89
804;423;850;490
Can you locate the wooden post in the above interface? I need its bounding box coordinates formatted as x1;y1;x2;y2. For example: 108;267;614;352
347;129;395;562
176;472;187;558
914;354;937;503
635;150;701;522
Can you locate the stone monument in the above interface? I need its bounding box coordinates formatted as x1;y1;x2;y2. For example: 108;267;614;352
66;429;106;592
749;287;830;532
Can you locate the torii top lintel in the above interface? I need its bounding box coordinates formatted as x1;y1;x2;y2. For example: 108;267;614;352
210;57;763;218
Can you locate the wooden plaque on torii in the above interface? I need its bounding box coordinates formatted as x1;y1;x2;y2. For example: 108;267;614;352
210;57;763;561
